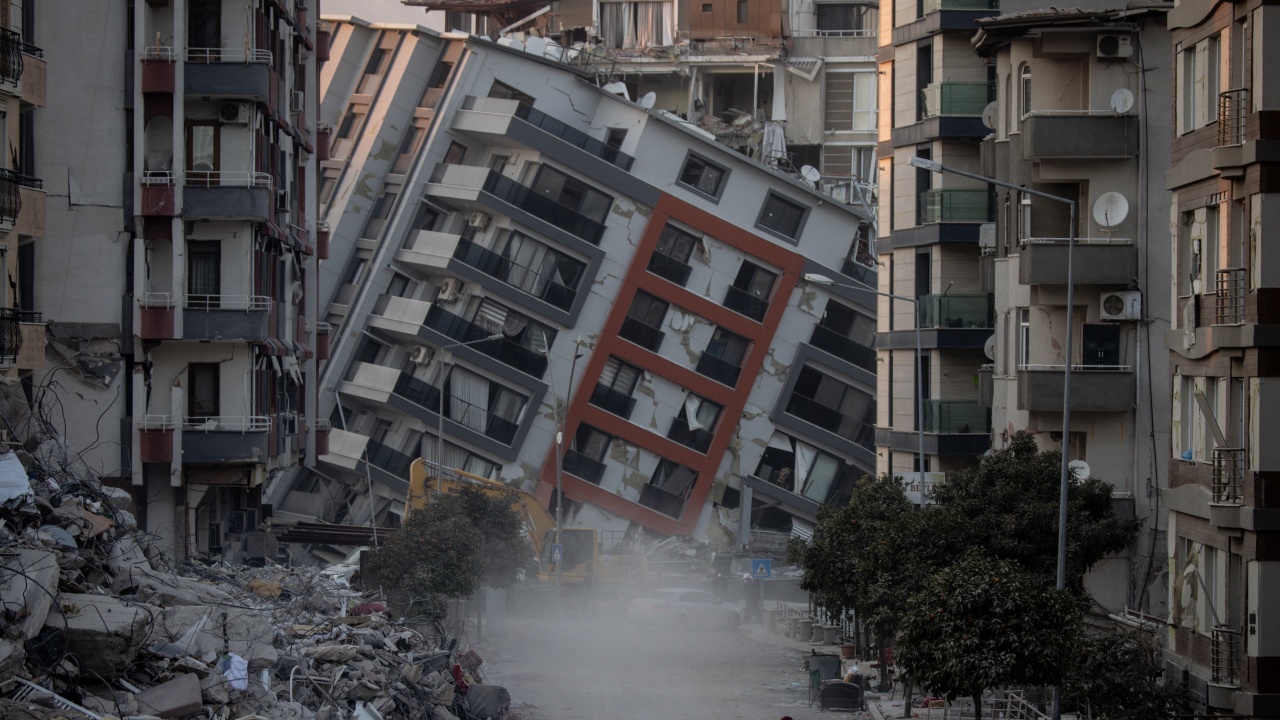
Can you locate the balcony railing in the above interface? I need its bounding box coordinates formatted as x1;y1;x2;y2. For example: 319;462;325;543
918;294;993;329
919;188;990;224
512;103;635;170
393;372;442;413
453;237;576;311
619;317;665;352
638;484;686;519
440;394;520;445
589;384;637;418
0;169;23;225
1211;626;1242;687
0;29;23;86
1212;447;1245;505
923;0;997;10
1218;88;1249;148
808;325;876;372
183;416;271;432
0;308;39;362
785;394;874;449
563;450;607;484
666;416;715;453
184;171;273;189
922;400;990;433
723;286;769;322
647;251;693;286
482;170;606;245
840;258;877;288
424;305;549;377
366;440;417;478
921;81;993;118
186;47;273;63
1215;268;1246;325
185;295;271;311
694;353;742;387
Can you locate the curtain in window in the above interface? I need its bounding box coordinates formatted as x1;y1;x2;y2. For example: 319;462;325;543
793;440;815;496
801;453;840;503
450;366;489;433
600;3;634;49
502;234;550;296
601;1;672;48
634;2;673;46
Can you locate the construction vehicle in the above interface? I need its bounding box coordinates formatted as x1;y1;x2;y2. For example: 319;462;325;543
407;459;644;586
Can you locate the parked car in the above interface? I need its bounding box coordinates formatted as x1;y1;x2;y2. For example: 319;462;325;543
627;588;741;630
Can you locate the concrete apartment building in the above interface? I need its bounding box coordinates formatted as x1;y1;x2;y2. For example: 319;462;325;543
1160;0;1280;714
265;19;878;563
0;1;45;380
33;0;322;562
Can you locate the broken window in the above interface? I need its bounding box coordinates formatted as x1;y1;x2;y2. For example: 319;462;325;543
600;0;675;48
644;460;696;517
489;80;534;107
678;153;727;199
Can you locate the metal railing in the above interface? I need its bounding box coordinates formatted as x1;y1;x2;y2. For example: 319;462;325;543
1211;447;1245;505
919;188;991;224
921;81;993;118
1212;625;1242;687
1218;88;1249;147
482;170;607;245
918;293;994;329
694;353;742;386
619;316;665;351
186;47;273;63
0;29;23;86
923;0;997;10
1018;363;1132;372
0;169;22;225
184;171;273;189
808;324;876;372
723;286;769;321
184;416;272;432
638;483;687;519
142;46;178;61
1215;268;1246;325
141;171;175;185
0;308;38;362
185;295;271;311
563;449;607;484
512;102;635;170
453;237;578;311
789;28;876;38
139;415;177;431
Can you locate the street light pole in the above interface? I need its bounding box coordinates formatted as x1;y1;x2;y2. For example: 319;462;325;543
803;273;925;495
909;156;1077;720
551;337;585;600
434;333;502;494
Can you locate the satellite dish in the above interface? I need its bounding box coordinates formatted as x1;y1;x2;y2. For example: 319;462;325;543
981;102;998;130
1068;459;1091;482
1110;88;1135;114
983;334;996;361
639;92;657;109
800;165;821;187
524;36;547;57
1093;192;1130;228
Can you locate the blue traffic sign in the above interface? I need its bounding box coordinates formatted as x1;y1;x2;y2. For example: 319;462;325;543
551;543;563;564
751;559;772;578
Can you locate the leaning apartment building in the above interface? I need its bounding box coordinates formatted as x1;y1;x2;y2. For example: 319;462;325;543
264;19;881;564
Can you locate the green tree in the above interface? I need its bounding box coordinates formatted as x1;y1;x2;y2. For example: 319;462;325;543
896;551;1080;720
365;485;532;617
1062;624;1194;720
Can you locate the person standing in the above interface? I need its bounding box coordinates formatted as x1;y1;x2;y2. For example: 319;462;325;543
742;574;763;623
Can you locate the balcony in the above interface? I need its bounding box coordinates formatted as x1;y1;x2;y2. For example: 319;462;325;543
453;237;577;311
563;450;606;484
182;415;270;464
840;258;877;288
16;181;45;238
0;169;22;228
141;47;177;93
1023;112;1139;159
1018;238;1136;286
589;384;636;419
397;230;462;277
482;170;606;245
390;370;519;446
785;394;874;449
138;415;175;463
723;286;769;322
0;308;40;367
1016;365;1135;412
19;41;44;107
456;97;635;171
370;295;434;343
184;48;272;100
638;484;686;519
366;440;416;480
923;400;990;434
0;29;22;88
924;0;997;10
1211;447;1245;505
666;416;714;453
619;317;665;352
392;371;441;415
919;188;990;224
918;294;993;329
1215;268;1246;325
807;325;876;372
694;353;742;387
183;171;273;220
1211;625;1242;692
183;295;270;342
318;427;369;472
141;173;176;216
921;81;991;118
424;305;549;377
647;251;692;286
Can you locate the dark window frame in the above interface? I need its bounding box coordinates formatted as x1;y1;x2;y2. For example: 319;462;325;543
756;191;808;241
677;151;729;201
187;363;221;419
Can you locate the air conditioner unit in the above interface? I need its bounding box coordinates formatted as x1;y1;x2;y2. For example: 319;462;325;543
1099;290;1142;321
230;509;258;534
1097;34;1133;60
290;90;305;113
410;346;433;364
437;278;464;303
219;101;252;124
467;212;491;231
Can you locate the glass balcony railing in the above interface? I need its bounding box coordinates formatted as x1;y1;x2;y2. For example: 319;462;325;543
840;258;877;288
513;103;635;171
619;317;665;352
638;484;686;519
483;170;606;245
924;0;998;11
922;400;990;434
919;188;991;224
917;294;994;329
647;251;693;286
366;440;416;478
454;238;577;311
785;394;874;449
424;305;549;377
695;353;742;387
808;325;876;372
666;416;714;453
563;449;607;484
921;81;993;117
723;286;769;322
589;384;637;418
393;372;442;413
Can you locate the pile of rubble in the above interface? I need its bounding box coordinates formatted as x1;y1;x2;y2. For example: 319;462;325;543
0;382;509;720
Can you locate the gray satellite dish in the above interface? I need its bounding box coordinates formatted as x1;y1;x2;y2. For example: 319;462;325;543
639;92;657;109
1110;88;1135;114
800;165;821;187
981;102;998;130
1093;192;1130;228
983;334;996;361
1068;459;1091;481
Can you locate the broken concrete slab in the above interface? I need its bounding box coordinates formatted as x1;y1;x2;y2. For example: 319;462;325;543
44;593;155;680
0;548;60;638
158;605;279;670
134;673;202;718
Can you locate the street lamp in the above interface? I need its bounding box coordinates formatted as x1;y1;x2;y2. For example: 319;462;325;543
549;337;585;599
909;155;1077;720
434;333;503;493
803;273;926;497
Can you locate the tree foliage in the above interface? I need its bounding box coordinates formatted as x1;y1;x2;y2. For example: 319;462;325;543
1061;624;1194;720
365;485;532;617
896;551;1080;716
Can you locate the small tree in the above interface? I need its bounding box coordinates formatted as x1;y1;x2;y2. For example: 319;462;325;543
1062;624;1194;720
896;551;1080;720
366;485;532;617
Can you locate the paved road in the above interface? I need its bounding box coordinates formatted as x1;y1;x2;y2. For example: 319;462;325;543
476;600;838;720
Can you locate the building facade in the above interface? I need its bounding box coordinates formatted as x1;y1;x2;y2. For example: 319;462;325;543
266;23;878;563
36;0;321;562
1162;0;1280;714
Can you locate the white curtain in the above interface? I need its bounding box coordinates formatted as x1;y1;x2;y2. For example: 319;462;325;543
601;1;671;48
502;233;551;296
600;3;635;49
793;440;815;496
450;366;489;433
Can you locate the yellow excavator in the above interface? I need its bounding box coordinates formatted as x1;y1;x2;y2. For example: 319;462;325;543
406;459;644;586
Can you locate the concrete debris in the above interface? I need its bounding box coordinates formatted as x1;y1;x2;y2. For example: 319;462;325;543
0;403;509;720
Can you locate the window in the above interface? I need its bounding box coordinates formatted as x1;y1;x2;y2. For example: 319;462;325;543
591;357;642;417
800;452;843;503
188;363;220;419
669;393;721;452
530;166;613;223
492;231;585;309
474;299;556;355
427;59;454;90
703;2;712;9
489;81;534;107
697;327;749;385
823;145;875;180
335;110;360;140
187;240;221;308
737;0;748;23
825;72;877;131
443;141;468;166
392;125;426;175
600;0;675;49
1017;307;1031;368
812;300;876;371
815;3;877;33
565;424;612;484
606;128;627;150
360;193;396;239
644;460;696;517
757;192;807;240
1020;64;1032;117
725;261;776;321
386;273;411;298
678;153;727;199
188;0;221;56
787;365;875;449
649;224;698;285
621;291;668;351
186;121;219;185
1178;36;1220;135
